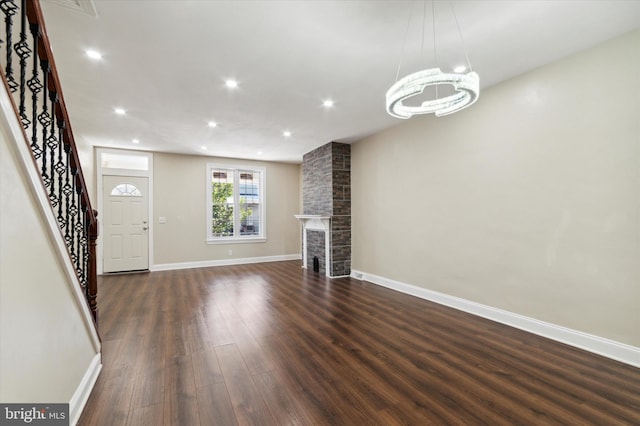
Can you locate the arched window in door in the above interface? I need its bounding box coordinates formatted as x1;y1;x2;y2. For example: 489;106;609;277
110;183;142;197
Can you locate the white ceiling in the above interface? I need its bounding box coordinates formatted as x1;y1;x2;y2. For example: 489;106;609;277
40;0;640;163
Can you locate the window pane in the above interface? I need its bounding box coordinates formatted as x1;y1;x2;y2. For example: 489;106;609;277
239;171;260;236
240;202;260;236
211;170;234;237
212;205;234;237
110;183;142;197
239;171;260;204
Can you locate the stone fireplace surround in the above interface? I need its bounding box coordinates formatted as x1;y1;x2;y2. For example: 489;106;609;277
296;142;351;277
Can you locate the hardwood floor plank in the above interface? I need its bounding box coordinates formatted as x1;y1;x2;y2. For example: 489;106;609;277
191;348;224;389
269;332;374;424
126;404;164;426
162;322;181;358
257;334;339;425
235;333;277;377
215;343;277;425
200;303;236;347
163;354;199;426
78;373;135;426
129;363;165;409
251;370;317;426
196;382;238;426
80;261;640;425
182;316;212;354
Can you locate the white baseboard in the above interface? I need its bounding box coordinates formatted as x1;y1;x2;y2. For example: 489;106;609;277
69;353;102;425
152;254;301;272
351;269;640;368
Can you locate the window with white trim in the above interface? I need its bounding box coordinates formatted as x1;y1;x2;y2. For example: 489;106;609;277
207;164;266;242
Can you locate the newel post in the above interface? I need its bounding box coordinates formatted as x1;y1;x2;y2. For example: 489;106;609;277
88;209;99;325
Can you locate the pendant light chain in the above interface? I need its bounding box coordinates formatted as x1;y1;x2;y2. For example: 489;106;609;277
431;0;438;99
451;1;473;72
421;0;427;63
394;1;416;83
431;0;437;68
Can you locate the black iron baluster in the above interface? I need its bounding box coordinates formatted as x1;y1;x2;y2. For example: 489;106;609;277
63;143;73;247
1;0;18;92
72;167;79;262
78;204;86;289
28;21;43;159
55;119;66;229
73;176;83;275
38;59;51;186
14;0;31;128
47;90;58;207
69;175;77;266
80;205;89;289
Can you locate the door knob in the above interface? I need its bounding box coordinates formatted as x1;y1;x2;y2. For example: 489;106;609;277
142;227;148;231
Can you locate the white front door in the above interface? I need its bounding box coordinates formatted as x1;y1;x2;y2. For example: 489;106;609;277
103;175;149;272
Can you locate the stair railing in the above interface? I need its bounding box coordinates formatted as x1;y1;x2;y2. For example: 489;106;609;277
1;0;99;324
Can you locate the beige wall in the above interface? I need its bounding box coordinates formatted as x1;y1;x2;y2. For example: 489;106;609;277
352;30;640;346
0;99;98;403
75;137;95;207
153;152;301;265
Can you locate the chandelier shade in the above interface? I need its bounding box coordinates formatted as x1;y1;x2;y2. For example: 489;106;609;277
386;68;479;118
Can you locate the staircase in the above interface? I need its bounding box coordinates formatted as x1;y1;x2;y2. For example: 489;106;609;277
1;0;99;325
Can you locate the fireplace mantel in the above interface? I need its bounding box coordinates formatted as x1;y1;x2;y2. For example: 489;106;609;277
294;215;331;276
294;215;331;230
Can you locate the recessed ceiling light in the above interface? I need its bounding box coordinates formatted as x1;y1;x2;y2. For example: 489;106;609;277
114;108;126;115
323;99;334;108
283;131;292;137
85;49;102;60
132;139;140;144
225;79;238;89
201;146;207;150
257;151;263;155
454;65;467;73
208;121;217;128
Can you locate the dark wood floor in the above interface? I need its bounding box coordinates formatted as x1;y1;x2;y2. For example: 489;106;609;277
79;260;640;425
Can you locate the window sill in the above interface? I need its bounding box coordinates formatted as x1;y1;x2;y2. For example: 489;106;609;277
206;237;267;245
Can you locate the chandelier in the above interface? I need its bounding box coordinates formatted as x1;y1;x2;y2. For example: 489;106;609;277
386;1;479;119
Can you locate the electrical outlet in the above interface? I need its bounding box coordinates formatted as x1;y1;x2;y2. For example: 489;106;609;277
228;249;233;256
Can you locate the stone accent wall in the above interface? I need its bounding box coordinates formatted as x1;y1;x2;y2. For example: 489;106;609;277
302;142;332;216
302;142;351;276
330;143;351;276
331;215;351;277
